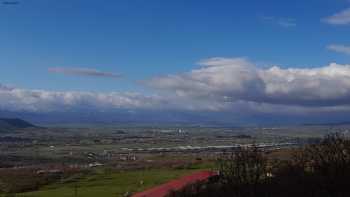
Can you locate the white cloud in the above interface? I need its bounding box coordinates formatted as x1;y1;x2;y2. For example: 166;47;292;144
0;84;232;113
0;86;162;112
323;8;350;25
48;67;122;78
145;57;350;107
4;57;350;123
327;44;350;55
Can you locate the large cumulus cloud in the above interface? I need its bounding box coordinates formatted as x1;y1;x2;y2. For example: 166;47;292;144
145;57;350;107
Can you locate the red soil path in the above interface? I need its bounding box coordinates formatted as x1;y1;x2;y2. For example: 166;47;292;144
132;170;217;197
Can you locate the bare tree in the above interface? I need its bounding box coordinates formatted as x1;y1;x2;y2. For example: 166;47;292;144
217;146;268;197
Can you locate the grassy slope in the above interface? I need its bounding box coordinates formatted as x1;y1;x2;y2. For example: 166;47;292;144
16;168;202;197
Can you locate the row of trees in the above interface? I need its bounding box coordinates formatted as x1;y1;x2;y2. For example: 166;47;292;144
169;133;350;197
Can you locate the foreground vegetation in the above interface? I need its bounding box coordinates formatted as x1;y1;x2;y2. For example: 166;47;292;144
169;133;350;197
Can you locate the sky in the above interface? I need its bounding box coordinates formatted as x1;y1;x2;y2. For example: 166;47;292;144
1;0;350;125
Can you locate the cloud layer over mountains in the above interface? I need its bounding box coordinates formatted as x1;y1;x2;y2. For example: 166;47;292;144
2;57;350;124
0;84;164;112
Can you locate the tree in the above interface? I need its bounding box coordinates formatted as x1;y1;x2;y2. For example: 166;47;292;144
217;146;268;197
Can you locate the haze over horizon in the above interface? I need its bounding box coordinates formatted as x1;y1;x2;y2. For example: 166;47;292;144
1;0;350;125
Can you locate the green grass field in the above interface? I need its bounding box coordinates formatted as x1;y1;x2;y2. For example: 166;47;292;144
13;168;201;197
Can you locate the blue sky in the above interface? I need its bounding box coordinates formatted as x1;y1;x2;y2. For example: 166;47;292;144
1;0;350;124
0;0;349;91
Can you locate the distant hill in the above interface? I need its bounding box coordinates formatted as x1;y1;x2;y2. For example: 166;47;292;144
302;121;350;126
0;118;36;129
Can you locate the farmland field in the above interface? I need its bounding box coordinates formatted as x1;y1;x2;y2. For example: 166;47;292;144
16;168;199;197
